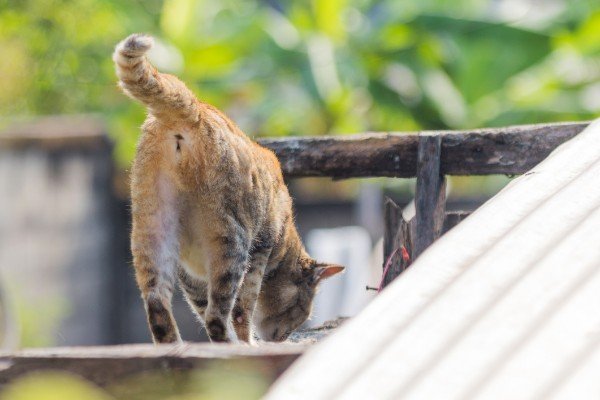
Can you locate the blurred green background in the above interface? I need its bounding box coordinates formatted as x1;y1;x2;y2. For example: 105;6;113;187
0;363;269;400
0;1;599;397
1;0;598;168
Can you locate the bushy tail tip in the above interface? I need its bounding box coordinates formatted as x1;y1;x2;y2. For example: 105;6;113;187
113;34;154;60
113;34;200;122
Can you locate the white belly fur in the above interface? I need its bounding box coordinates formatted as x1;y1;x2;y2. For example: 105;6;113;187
178;207;209;279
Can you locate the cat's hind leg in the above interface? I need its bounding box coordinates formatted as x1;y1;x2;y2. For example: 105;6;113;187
205;220;250;342
233;244;271;343
131;163;182;344
134;235;181;344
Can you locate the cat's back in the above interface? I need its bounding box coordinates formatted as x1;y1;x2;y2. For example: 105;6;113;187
199;104;287;193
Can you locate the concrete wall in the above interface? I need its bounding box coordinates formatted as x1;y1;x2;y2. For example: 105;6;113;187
0;116;116;346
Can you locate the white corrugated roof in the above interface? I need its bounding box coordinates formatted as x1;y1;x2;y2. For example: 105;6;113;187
267;119;600;400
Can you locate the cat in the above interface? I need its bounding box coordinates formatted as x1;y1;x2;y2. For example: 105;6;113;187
113;34;344;343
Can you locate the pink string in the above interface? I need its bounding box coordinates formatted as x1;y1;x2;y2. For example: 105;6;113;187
378;245;410;293
378;247;399;293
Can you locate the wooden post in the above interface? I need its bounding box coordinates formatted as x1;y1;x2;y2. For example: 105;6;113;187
414;134;446;258
383;198;401;288
382;198;413;289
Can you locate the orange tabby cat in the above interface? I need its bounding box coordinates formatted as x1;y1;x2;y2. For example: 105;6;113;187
113;34;344;343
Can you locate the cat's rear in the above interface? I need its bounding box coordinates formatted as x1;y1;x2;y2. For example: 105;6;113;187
113;34;344;344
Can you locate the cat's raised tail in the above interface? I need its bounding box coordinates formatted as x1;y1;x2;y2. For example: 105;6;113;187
113;34;200;122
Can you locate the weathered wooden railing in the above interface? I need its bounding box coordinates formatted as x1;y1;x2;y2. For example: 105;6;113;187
259;122;589;288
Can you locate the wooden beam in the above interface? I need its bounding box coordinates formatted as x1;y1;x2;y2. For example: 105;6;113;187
258;122;587;178
0;343;305;387
414;134;446;258
260;133;419;179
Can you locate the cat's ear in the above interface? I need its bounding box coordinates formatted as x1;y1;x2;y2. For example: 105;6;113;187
314;263;345;282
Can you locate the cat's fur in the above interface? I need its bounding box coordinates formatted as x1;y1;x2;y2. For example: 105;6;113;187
113;34;344;343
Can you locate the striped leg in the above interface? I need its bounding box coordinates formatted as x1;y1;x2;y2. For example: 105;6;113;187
233;246;271;343
135;235;180;344
144;287;179;344
131;168;181;344
178;267;208;322
205;224;249;342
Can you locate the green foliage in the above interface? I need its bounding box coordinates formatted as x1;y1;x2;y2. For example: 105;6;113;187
0;372;111;400
109;361;268;400
0;0;598;166
0;363;269;400
6;285;66;348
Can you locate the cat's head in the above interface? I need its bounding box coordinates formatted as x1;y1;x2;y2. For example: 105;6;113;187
254;257;344;342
